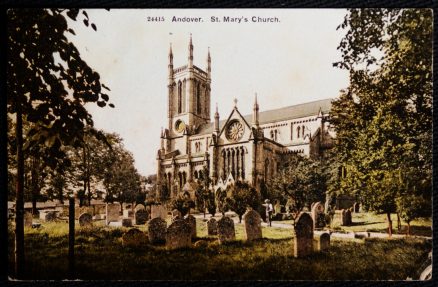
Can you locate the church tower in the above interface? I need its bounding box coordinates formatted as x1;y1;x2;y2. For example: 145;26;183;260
167;35;211;137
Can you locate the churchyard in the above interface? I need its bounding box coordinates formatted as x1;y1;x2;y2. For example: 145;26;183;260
7;204;431;280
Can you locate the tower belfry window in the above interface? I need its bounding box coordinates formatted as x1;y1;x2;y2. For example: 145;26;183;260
177;81;182;114
197;82;201;114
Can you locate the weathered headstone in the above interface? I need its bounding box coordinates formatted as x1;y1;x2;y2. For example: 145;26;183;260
24;212;33;227
135;209;148;225
75;206;94;219
243;209;262;241
123;209;134;218
346;209;352;225
106;203;120;225
207;218;218;235
353;202;360;213
314;232;330;251
185;214;197;239
151;204;167;220
165;219;192;249
293;212;314;258
148;217;167;244
122;218;133;227
274;202;282;214
171;209;182;222
39;210;58;221
341;209;348;226
134;204;146;212
122;228;148;247
217;216;235;243
311;202;325;230
78;213;93;227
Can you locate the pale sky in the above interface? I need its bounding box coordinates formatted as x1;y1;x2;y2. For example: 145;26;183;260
67;9;349;176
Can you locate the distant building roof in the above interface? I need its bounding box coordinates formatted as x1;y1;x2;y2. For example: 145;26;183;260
197;98;333;135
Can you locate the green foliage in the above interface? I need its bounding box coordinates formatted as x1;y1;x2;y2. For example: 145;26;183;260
171;194;195;217
215;187;227;216
225;181;260;222
396;193;430;225
205;189;216;217
7;9;113;168
269;154;326;218
331;9;432;226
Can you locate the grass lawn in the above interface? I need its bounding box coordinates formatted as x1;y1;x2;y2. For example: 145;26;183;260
8;216;431;280
279;212;432;237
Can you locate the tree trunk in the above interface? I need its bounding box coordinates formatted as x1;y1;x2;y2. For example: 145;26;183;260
31;198;37;216
397;213;401;232
387;212;393;237
407;222;411;236
15;102;25;278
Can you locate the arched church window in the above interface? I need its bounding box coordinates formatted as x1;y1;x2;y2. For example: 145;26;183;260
199;170;204;180
297;126;300;138
290;123;293;140
302;125;305;137
270;130;274;139
182;80;186;113
274;130;278;141
177;81;182;114
194;170;198;179
197;82;201;114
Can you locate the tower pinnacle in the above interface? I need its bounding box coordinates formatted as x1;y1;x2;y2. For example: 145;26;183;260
253;93;259;127
188;33;193;67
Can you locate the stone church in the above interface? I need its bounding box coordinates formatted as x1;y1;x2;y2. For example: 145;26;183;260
156;37;335;198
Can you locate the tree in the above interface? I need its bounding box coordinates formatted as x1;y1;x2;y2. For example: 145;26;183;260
101;134;142;212
269;154;326;225
8;9;113;277
396;192;430;236
215;187;227;216
171;194;195;217
332;9;432;237
225;181;260;223
205;189;216;217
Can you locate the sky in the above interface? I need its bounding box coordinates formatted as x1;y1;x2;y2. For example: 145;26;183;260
67;9;350;176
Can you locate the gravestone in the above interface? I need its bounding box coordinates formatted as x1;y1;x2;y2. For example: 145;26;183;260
122;218;133;227
122;228;148;247
341;209;348;226
185;214;197;239
346;209;352;225
311;202;325;230
151;204;167;220
171;209;182;222
135;209;148;225
78;213;93;227
134;204;146;212
293;212;314;258
243;209;262;241
314;232;330;251
353;202;360;213
207;218;218;235
123;209;134;218
39;210;58;221
106;203;120;225
75;206;94;219
217;216;235;243
274;202;282;214
148;217;167;244
165;219;192;249
24;212;33;227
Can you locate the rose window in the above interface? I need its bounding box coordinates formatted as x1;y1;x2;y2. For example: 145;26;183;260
226;120;244;142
